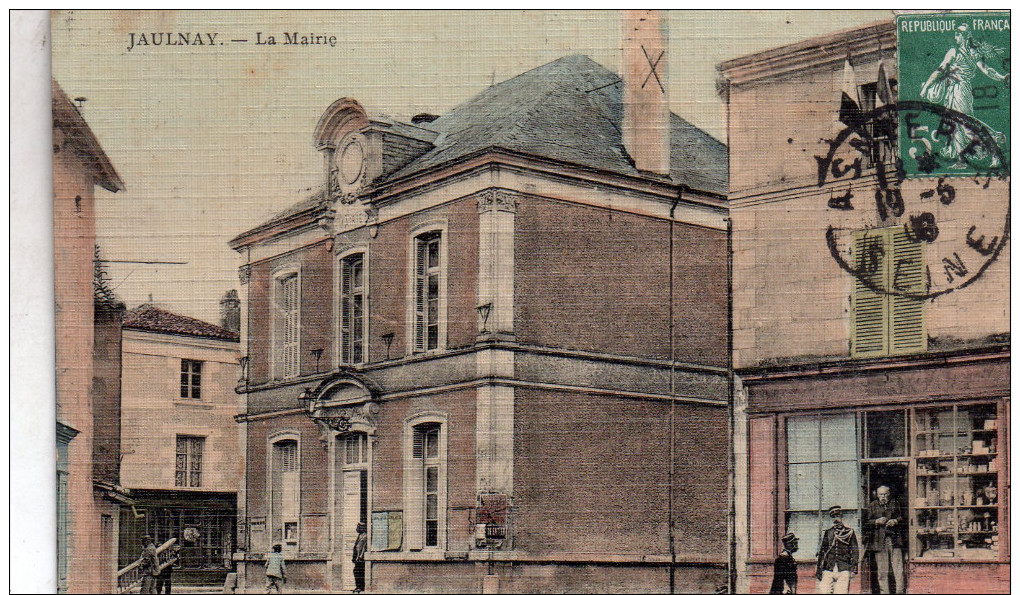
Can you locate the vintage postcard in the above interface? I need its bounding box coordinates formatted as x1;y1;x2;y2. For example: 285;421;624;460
44;9;1009;594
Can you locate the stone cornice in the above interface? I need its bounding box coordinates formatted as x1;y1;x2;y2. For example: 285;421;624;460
719;21;894;88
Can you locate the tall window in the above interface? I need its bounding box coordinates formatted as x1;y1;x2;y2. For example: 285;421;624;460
414;424;441;547
272;438;300;549
275;273;300;378
851;227;925;358
414;233;441;352
340;254;365;365
175;435;204;487
404;420;444;550
180;360;202;399
785;414;859;560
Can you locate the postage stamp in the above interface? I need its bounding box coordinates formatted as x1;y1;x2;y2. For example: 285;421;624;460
896;12;1011;178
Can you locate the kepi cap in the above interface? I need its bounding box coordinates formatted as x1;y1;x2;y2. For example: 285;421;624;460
827;505;843;516
781;532;798;544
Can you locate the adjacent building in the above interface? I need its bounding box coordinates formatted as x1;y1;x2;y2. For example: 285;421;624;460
719;21;1009;593
230;13;733;593
53;78;129;594
117;304;242;587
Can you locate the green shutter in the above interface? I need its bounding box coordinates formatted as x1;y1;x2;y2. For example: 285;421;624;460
851;232;889;357
888;228;926;354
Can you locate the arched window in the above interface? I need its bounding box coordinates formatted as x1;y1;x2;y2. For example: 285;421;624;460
339;253;366;365
273;270;300;379
403;415;447;550
270;435;300;551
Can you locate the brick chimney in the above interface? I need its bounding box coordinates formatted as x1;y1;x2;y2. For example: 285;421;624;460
621;10;670;175
219;289;241;333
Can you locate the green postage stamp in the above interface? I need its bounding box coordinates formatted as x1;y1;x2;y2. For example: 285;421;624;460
897;12;1010;178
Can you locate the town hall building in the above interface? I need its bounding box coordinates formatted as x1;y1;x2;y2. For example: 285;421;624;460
230;12;733;594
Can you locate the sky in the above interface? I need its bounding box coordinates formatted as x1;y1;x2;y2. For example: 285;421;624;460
51;10;892;324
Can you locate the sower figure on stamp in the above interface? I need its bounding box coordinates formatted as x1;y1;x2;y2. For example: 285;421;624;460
864;486;904;594
353;522;368;593
139;535;159;594
769;532;799;594
920;23;1009;168
265;543;287;593
816;506;859;594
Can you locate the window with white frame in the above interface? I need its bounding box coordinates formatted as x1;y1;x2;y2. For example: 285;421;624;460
785;414;860;561
416;424;441;547
274;272;300;378
271;438;300;550
404;420;445;550
175;435;204;487
339;253;366;365
180;359;202;399
413;232;442;353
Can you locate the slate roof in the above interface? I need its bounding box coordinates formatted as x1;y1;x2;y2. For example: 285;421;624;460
241;54;727;242
386;54;728;195
123;304;239;342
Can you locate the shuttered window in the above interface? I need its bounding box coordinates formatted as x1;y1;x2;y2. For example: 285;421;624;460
414;233;441;353
850;227;925;358
275;273;300;378
272;439;300;549
405;421;443;550
340;254;365;365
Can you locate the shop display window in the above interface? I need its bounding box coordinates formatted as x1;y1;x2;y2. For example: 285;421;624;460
785;414;860;561
783;401;1004;563
913;404;1000;560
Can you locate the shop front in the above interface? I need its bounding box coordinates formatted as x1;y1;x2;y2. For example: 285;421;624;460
119;490;237;586
741;348;1009;593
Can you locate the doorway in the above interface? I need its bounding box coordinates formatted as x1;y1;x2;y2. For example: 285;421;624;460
337;433;369;592
860;462;908;594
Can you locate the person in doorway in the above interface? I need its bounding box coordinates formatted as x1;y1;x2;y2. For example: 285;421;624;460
864;486;904;594
353;522;368;593
265;543;287;593
769;532;799;593
816;506;859;594
139;535;159;595
154;542;182;594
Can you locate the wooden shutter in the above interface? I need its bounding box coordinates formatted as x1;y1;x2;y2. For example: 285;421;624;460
414;241;426;353
889;228;926;354
404;427;424;550
341;260;352;363
851;232;889;357
282;275;299;376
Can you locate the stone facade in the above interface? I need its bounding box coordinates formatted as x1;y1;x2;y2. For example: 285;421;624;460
720;21;1010;594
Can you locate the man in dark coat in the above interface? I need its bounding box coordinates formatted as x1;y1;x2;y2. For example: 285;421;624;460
816;506;859;594
139;535;159;595
769;532;799;593
352;522;368;593
864;486;904;593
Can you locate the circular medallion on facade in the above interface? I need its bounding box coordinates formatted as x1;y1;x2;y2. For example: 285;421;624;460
330;133;367;203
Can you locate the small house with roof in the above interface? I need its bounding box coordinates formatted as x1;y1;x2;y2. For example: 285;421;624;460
230;13;731;593
117;304;241;587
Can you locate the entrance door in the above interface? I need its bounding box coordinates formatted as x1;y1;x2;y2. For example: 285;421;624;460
341;470;364;591
337;433;369;592
860;462;908;594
